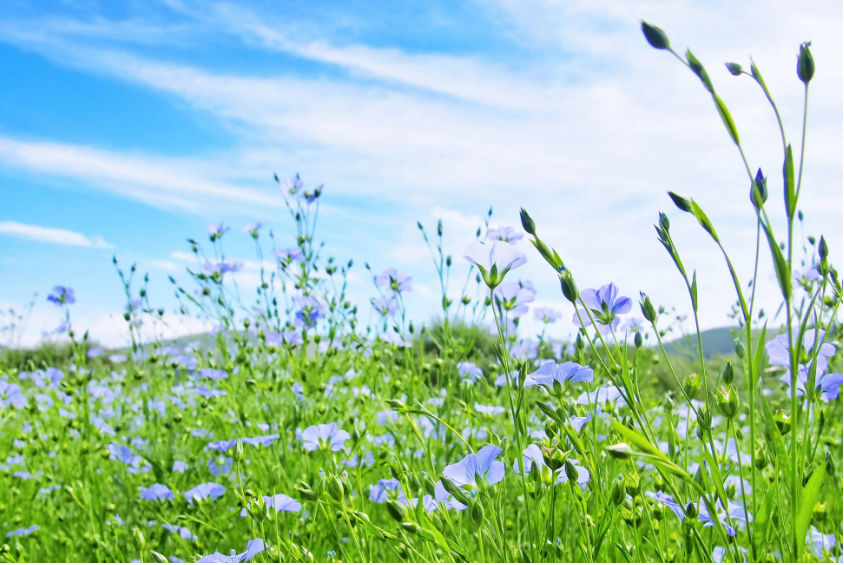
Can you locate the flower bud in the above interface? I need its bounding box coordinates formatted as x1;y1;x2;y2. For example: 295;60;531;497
751;169;768;209
818;236;828;260
725;62;743;76
564;460;579;484
667;192;692;213
400;522;417;534
624;473;640;497
610;479;626;506
720;360;734;385
387;500;407;523
327;474;344;501
150;550;168;563
716;386;739;420
683;372;701;399
813;502;827;522
696;405;712;436
471;500;485;528
132;528;145;551
726;483;736;499
754;448;767;470
634;331;643;349
797;42;814;84
296;481;318;501
639;292;657;323
440;476;470;506
519;208;536;236
606;443;633;459
734;338;746;359
641;21;670;50
825;450;835;476
773;410;791;436
560;271;579;304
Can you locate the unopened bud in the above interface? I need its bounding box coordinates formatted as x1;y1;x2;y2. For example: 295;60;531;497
720;360;734;385
519;208;536;236
667;192;692;213
797;42;814;84
639;293;657;323
716;386;739;419
641;21;670;50
725;62;743;76
560;271;578;304
606;443;633;460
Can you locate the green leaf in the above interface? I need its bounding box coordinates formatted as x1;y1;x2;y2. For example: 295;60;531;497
686;49;714;93
690;271;699;312
784;144;796;219
690;200;720;242
752;324;768;388
713;94;740;145
761;220;791;301
609;419;665;461
753;478;778;558
796;466;826;556
759;393;792;483
704;448;731;512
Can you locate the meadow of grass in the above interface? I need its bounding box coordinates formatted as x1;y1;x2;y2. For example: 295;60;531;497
0;23;841;564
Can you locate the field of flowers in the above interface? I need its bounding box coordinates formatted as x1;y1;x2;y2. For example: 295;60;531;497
0;23;841;564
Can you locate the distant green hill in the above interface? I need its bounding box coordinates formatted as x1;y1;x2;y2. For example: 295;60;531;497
663;326;763;360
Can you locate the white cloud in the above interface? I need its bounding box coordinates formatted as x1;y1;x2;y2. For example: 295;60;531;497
0;221;114;249
0;0;839;343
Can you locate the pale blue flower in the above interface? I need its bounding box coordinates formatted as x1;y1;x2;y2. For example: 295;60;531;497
6;525;39;538
534;307;562;324
463;241;526;288
645;491;684;521
206;222;230;236
375;268;412;294
197;539;265;563
573;283;632;334
200;368;228;381
140;483;175;501
457;362;483;384
163;524;197;541
474;402;506;415
184;482;225;504
524;361;593;393
240;494;302;517
273;248;304;263
369;478;401;503
208;457;233;477
47;286;75;306
443;445;505;490
301;423;350;452
486;226;523;244
494;282;535;318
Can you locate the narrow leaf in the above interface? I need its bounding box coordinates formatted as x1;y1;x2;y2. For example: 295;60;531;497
752;478;778;558
784;144;796;219
796;466;826;556
691;271;699;312
691;200;720;242
761;220;791;300
752;324;768;388
714;94;740;145
759;393;792;483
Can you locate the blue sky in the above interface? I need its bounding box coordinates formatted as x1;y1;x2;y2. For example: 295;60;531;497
0;0;841;347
